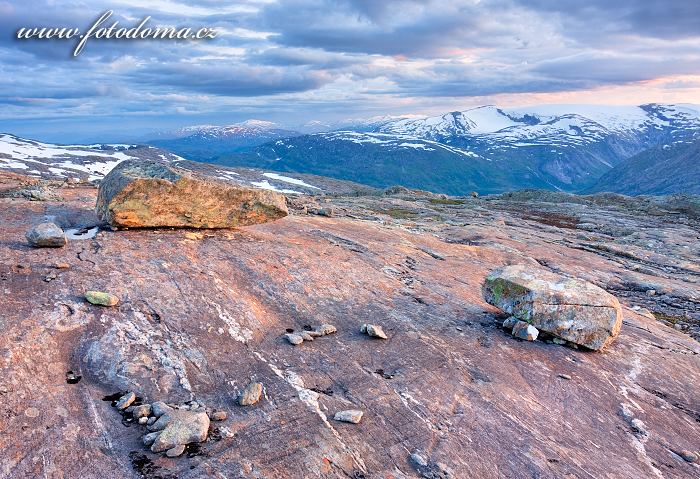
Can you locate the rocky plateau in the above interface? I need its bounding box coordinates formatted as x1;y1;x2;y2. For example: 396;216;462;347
0;169;699;478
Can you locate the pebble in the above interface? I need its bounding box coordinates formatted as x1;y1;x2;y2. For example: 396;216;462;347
54;263;70;269
143;431;160;446
285;333;304;345
147;416;157;426
410;451;428;468
333;409;364;424
25;222;67;248
115;392;136;410
558;374;572;380
24;407;40;418
316;324;337;335
502;316;518;329
646;289;656;296
210;411;228;421
132;404;152;419
238;381;263;406
361;324;388;339
85;291;120;307
138;417;149;425
512;321;539;341
301;332;314;341
680;450;698;463
166;444;186;457
151;401;172;417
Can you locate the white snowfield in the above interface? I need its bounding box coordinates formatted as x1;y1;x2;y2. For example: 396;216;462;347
0;134;138;181
262;172;320;190
374;104;700;147
0;133;323;195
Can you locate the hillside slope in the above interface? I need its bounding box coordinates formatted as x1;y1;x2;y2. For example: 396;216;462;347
588;136;700;195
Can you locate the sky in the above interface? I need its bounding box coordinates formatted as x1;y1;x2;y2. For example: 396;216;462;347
1;0;700;142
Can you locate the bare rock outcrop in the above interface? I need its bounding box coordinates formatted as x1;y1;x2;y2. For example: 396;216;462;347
484;264;622;350
96;159;288;228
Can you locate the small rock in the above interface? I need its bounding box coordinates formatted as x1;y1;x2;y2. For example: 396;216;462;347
24;407;40;418
410;451;428;468
166;444;186;458
680;450;698;463
54;262;70;269
333;409;363;424
150;409;210;453
85;291;119;307
552;337;567;345
238;381;263;406
132;404;152;419
502;316;518;330
147;416;157;426
115;392;136;410
138;417;148;425
558;374;572;380
185;232;203;240
471;191;479;198
316;324;337;336
151;401;172;418
646;289;656;296
44;272;58;282
301;332;314;341
511;321;539;341
285;333;304;345
143;431;160;446
209;410;227;421
25;222;67;248
361;324;388;339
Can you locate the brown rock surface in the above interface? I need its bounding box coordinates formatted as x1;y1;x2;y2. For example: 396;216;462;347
96;159;288;228
0;172;699;478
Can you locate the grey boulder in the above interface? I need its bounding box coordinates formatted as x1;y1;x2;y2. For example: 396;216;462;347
483;264;622;350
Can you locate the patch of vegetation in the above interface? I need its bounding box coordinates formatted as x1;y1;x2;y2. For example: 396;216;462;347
428;198;465;205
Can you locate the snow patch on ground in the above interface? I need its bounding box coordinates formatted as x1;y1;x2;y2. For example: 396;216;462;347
262;172;320;189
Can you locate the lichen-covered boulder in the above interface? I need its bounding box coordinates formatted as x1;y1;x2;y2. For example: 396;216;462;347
483;264;622;350
96;160;288;228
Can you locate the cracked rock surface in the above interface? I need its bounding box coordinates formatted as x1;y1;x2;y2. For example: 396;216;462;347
0;173;699;478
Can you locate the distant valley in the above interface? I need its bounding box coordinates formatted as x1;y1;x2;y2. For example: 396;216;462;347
146;103;700;196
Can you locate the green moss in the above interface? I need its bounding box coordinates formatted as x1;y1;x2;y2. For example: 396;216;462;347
428;198;465;205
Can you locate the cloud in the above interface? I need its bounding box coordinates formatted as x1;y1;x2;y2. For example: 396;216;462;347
1;0;700;141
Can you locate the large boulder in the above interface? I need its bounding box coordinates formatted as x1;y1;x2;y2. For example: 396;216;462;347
483;264;622;350
96;160;288;228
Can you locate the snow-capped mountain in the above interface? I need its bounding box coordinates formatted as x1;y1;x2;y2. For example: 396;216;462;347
148;120;301;161
369;104;700;147
204;103;700;195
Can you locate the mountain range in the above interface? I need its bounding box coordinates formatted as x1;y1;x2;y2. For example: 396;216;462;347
148;103;700;195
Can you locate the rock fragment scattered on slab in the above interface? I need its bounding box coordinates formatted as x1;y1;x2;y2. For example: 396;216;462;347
512;320;539;341
85;290;120;307
209;410;227;421
285;324;337;345
483;264;622;350
333;409;364;424
360;323;388;339
25;222;67;248
115;392;136;410
238;381;263;406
